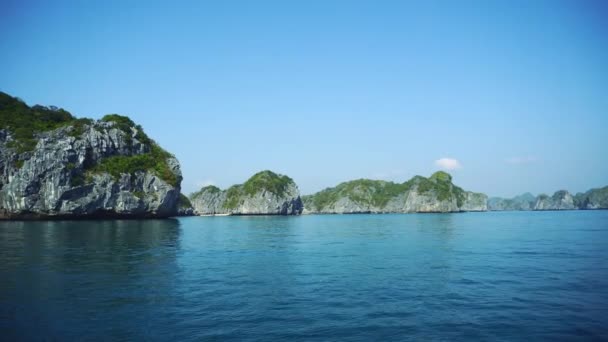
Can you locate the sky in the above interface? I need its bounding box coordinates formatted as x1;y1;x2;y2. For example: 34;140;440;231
1;0;607;197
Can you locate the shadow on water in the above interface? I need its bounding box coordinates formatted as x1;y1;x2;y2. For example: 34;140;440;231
0;219;182;340
0;219;181;267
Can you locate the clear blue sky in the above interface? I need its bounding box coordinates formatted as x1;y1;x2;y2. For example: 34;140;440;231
1;0;607;197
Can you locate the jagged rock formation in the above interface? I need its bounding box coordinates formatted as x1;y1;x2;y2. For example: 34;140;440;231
460;191;489;211
488;193;536;211
190;170;303;215
489;187;608;211
190;185;227;215
534;190;576;210
302;171;487;214
574;186;608;209
0;92;182;219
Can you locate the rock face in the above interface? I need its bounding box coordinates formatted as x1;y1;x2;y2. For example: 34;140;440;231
176;193;195;216
190;186;227;215
574;186;608;209
460;191;489;211
488;193;536;211
0;93;182;219
190;170;303;215
534;190;576;210
489;188;608;211
302;171;487;214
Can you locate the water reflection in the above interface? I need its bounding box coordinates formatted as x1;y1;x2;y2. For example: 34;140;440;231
0;219;181;340
1;219;181;266
1;212;607;340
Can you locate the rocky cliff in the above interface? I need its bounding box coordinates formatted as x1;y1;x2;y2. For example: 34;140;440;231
489;187;608;211
488;193;536;211
460;191;489;212
302;171;487;214
534;190;577;210
0;92;182;219
190;185;227;215
190;170;303;215
574;186;608;209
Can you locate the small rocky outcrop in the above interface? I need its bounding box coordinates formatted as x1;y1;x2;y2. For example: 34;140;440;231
190;170;303;215
176;193;195;216
0;92;182;219
302;171;487;214
534;190;577;210
190;185;227;215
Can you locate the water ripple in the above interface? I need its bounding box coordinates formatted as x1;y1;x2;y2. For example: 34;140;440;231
1;212;608;340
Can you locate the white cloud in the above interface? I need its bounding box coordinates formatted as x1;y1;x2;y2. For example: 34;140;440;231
435;158;462;170
505;156;537;165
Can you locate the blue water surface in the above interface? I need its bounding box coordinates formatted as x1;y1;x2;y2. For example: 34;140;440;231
1;211;607;341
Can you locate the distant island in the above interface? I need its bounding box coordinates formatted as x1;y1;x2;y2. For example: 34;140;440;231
488;188;608;211
185;170;607;215
190;170;303;215
0;91;606;219
302;171;487;214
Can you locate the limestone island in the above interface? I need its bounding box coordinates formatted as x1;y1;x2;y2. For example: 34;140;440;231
186;171;608;216
302;171;487;214
0;92;183;219
1;91;607;219
190;170;303;215
488;187;608;211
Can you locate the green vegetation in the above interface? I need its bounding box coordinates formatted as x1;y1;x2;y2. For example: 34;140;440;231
429;171;452;182
100;114;151;144
305;179;413;211
0;92;178;187
588;186;608;204
87;114;179;186
305;171;467;210
100;114;152;146
101;114;136;134
189;171;295;210
416;173;465;206
71;173;85;187
178;193;193;208
0;92;82;152
68;118;94;137
575;186;608;208
243;170;293;196
86;143;178;186
190;185;220;200
88;114;177;185
552;190;569;199
222;171;294;209
224;185;244;210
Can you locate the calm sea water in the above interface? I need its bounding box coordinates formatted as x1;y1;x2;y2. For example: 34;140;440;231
1;211;607;341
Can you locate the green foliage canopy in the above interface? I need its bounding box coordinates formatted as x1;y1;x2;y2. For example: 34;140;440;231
304;172;466;210
1;92;178;187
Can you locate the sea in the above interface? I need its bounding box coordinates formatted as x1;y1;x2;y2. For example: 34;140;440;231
1;211;607;341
